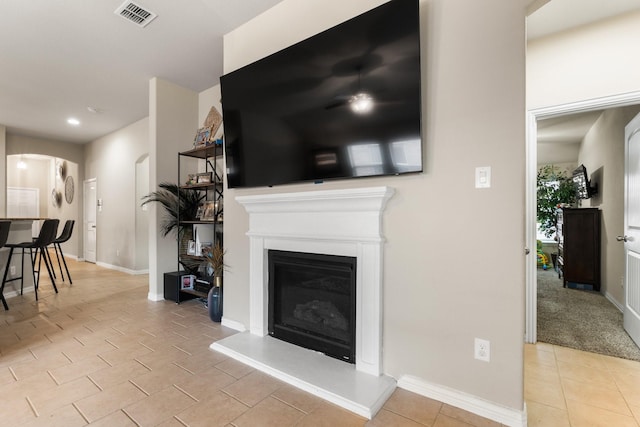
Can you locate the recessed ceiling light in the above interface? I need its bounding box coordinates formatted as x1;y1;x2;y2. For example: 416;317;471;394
67;118;80;126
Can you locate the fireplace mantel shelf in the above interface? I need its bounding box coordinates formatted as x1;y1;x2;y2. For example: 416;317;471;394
212;186;396;419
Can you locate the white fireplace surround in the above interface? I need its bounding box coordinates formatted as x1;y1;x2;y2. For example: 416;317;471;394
237;186;394;375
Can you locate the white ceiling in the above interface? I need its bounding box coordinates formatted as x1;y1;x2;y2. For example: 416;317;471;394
0;0;284;143
527;0;640;40
1;0;639;144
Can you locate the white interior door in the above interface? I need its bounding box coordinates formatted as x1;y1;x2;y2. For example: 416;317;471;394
623;113;640;346
83;179;97;263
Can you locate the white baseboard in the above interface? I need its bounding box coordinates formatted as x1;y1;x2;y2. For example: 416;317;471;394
3;285;35;298
397;375;527;427
147;291;164;302
221;317;247;332
96;261;148;276
605;292;624;312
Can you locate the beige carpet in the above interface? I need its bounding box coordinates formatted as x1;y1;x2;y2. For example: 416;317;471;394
537;267;640;361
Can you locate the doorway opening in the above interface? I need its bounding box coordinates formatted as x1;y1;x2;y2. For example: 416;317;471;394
526;91;640;356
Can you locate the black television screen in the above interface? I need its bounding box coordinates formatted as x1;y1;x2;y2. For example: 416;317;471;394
573;164;597;199
220;0;422;189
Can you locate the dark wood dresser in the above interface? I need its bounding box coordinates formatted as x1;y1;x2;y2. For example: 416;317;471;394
557;208;601;291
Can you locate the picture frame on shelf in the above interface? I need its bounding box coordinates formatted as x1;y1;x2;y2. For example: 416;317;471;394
200;242;212;258
194;127;212;147
215;199;223;222
196;172;212;184
195;204;204;220
201;201;216;221
187;240;197;255
181;275;195;290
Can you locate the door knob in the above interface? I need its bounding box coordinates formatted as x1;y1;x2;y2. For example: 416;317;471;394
617;235;629;242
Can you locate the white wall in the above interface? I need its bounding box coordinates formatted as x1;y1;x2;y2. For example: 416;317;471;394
6;135;84;256
135;155;150;271
6;156;80;257
579;106;640;305
0;126;5;216
84;117;149;271
148;78;198;300
527;10;640;110
221;0;526;412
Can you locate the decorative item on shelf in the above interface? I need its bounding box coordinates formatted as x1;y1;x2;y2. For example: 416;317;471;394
141;183;206;275
194;278;212;294
214;136;223;146
215;199;223;222
203;106;223;143
65;176;74;204
180;275;195;290
194;127;212;148
195;204;204;220
200;200;216;221
200;242;213;258
186;174;197;185
186;240;196;256
196;172;212;184
140;183;206;236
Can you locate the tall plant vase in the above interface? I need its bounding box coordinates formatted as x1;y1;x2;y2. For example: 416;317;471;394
208;280;222;322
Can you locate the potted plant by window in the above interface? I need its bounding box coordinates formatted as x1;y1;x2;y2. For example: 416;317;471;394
537;165;578;238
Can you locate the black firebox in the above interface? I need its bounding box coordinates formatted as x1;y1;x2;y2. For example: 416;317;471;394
268;250;356;363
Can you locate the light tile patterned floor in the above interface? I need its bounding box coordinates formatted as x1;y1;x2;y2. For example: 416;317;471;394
0;256;583;426
526;342;640;426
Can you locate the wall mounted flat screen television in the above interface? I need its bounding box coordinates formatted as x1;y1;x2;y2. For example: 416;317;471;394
573;164;598;199
220;0;422;189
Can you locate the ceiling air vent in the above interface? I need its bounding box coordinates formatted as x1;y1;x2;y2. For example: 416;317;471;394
114;1;157;28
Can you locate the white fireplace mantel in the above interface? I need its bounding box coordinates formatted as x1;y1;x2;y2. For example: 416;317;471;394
236;186;393;376
211;186;396;418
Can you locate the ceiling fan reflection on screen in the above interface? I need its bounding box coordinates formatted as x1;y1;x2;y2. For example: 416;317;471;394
324;67;375;114
324;61;401;115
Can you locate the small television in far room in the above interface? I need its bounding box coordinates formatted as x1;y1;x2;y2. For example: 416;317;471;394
220;0;422;189
573;164;597;199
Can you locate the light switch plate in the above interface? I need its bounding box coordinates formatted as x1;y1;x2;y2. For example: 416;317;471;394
475;166;491;188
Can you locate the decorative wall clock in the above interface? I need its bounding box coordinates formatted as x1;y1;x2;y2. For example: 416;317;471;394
65;176;74;204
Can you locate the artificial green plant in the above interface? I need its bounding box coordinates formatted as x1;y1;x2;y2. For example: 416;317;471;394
537;164;578;238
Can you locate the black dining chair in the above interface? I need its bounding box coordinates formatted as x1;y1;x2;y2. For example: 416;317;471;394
3;219;59;301
49;220;75;284
0;221;12;310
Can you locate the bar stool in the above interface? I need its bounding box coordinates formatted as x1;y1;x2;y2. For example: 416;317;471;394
0;221;11;310
3;219;59;301
49;220;75;284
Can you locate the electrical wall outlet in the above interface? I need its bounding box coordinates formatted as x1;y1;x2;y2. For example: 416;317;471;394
9;265;16;276
474;338;491;362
